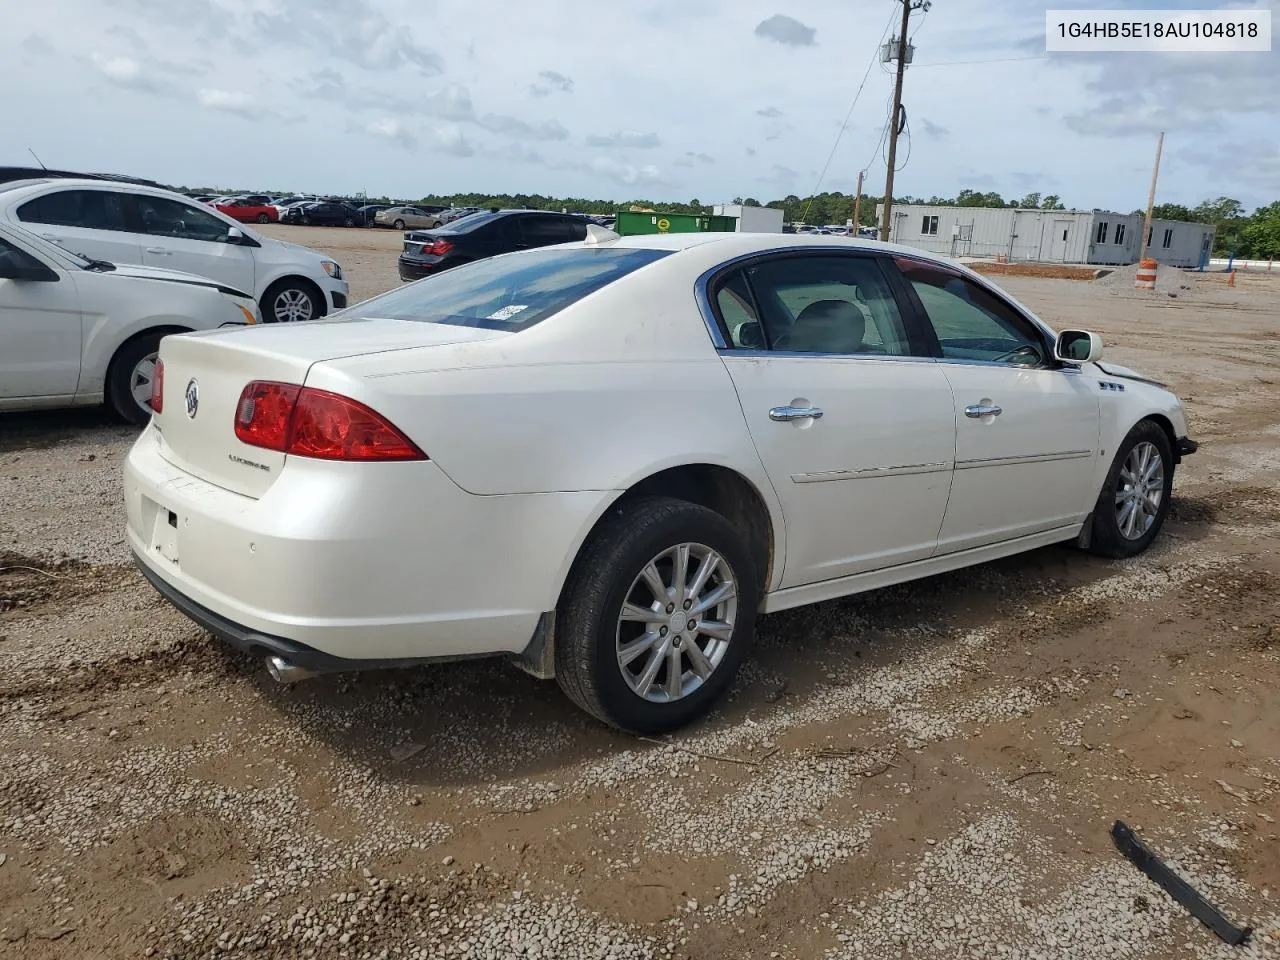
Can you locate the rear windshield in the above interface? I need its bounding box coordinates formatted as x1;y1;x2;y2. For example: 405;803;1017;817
349;247;672;331
434;211;505;234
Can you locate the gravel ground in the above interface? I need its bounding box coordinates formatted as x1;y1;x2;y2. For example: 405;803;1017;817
1;228;1278;959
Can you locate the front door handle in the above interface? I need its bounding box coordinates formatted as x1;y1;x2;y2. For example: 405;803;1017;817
769;405;824;422
964;403;1003;418
145;247;172;255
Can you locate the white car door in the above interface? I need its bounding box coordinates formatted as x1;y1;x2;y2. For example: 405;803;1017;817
13;187;143;266
710;253;956;588
892;256;1101;552
0;234;82;399
131;194;257;295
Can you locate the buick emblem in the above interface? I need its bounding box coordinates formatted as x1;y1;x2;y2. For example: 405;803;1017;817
185;379;200;419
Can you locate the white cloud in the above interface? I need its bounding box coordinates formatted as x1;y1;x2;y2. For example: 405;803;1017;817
480;114;570;141
366;117;418;150
589;157;664;186
198;88;255;117
586;131;662;149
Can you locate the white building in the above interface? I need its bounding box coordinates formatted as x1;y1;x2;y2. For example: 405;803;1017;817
712;203;785;233
874;203;1215;268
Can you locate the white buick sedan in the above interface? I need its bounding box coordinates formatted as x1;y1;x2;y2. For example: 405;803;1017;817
124;232;1196;733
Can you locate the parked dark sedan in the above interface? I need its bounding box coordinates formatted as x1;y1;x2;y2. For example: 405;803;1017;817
397;210;588;281
282;201;361;227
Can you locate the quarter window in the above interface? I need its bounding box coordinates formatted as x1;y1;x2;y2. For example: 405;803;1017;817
134;195;233;242
895;258;1045;366
17;189;129;232
717;255;912;356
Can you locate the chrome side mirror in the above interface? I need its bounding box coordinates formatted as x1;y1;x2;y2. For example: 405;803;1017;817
1055;329;1103;364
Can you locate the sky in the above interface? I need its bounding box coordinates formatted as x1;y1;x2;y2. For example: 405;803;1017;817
4;0;1278;212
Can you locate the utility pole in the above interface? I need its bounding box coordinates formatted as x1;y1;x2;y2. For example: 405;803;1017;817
852;170;864;234
879;0;928;242
1137;131;1165;263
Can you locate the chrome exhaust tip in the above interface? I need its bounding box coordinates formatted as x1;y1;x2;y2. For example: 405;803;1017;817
265;655;318;684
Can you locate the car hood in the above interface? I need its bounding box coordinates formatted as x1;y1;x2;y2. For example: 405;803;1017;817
106;262;253;299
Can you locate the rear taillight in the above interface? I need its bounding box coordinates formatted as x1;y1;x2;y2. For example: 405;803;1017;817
149;359;165;413
425;240;454;256
234;381;426;462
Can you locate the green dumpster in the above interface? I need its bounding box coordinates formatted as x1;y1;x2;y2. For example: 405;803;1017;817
613;211;737;236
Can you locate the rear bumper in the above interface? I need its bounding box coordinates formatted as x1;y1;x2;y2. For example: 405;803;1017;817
133;555;477;672
397;256;451;282
124;424;607;664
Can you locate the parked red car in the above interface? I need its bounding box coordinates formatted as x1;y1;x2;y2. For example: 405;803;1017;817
214;197;279;224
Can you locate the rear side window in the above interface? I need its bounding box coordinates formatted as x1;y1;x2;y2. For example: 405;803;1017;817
18;189;129;232
523;217;585;245
351;247;671;330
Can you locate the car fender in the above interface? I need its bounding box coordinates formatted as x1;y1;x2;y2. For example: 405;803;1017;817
1088;366;1190;496
74;274;230;397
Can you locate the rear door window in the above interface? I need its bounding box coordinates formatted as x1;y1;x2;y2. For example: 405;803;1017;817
17;189;130;232
523;217;579;246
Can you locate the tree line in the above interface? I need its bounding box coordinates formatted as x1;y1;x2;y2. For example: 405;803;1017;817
176;182;1278;258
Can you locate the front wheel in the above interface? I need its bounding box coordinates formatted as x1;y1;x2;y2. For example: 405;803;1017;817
343;217;355;227
262;279;320;323
1086;420;1174;558
393;219;405;230
555;496;760;734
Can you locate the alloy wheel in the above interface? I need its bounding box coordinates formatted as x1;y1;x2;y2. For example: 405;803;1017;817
615;542;737;703
273;288;314;322
1115;440;1165;539
129;352;158;415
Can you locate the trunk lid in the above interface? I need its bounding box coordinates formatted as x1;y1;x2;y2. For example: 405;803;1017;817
153;319;507;497
402;231;442;257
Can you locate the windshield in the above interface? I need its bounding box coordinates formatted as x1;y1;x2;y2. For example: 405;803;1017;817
348;246;671;331
0;223;93;270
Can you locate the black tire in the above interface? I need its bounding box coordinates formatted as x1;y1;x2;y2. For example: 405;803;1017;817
105;332;168;425
393;219;405;230
555;496;760;734
261;278;322;323
256;213;270;224
343;217;355;227
1087;420;1174;558
430;220;442;228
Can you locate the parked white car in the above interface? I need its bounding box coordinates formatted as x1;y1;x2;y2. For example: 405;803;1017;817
0;221;259;423
124;232;1197;733
0;179;348;324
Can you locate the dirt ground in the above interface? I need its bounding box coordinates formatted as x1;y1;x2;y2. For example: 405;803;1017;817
1;226;1279;960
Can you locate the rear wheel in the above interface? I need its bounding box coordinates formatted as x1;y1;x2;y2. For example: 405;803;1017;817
106;332;167;425
555;496;759;734
262;278;321;323
1087;420;1174;558
256;213;270;223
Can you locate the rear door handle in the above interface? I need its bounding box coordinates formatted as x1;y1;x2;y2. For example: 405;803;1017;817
769;405;824;422
145;247;172;255
964;403;1003;418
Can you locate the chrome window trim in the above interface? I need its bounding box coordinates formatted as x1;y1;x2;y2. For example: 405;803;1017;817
931;356;1081;374
718;348;935;364
955;449;1093;470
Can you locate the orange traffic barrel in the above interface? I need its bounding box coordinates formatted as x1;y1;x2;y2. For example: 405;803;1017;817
1135;258;1157;290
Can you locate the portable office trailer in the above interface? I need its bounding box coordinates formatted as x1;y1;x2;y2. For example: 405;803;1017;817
876;204;1214;268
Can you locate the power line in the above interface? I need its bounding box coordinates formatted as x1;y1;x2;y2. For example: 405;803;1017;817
913;55;1045;67
799;1;899;224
